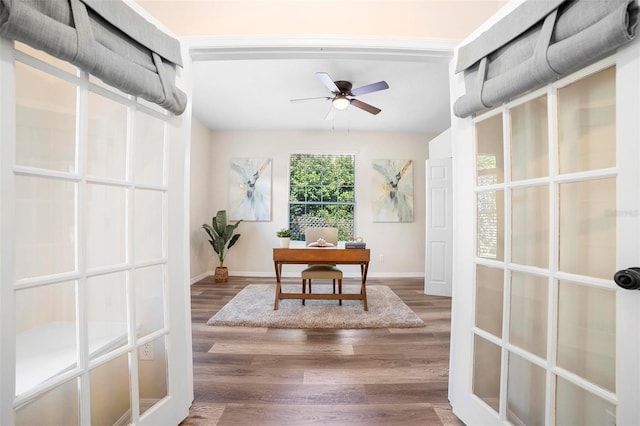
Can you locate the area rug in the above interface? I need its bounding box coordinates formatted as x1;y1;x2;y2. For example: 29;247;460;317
206;284;425;329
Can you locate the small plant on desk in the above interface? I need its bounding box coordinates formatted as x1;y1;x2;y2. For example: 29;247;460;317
276;228;292;248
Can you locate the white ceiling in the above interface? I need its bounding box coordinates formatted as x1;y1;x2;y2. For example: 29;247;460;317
190;48;454;135
132;1;510;135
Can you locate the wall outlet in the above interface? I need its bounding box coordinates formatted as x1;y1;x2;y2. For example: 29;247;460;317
140;342;154;361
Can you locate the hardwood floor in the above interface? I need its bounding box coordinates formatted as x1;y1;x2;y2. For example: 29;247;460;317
180;276;463;426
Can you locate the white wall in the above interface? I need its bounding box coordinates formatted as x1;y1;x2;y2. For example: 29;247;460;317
192;129;433;279
428;127;452;159
189;118;213;283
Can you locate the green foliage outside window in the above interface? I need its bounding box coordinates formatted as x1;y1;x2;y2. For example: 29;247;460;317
289;154;355;241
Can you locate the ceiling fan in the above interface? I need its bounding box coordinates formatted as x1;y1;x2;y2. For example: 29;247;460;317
291;72;389;120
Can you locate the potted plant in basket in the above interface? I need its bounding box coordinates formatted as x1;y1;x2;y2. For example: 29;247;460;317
202;210;242;282
276;228;292;248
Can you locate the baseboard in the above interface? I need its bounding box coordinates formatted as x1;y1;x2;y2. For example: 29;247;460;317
365;272;425;279
228;271;425;279
190;271;211;285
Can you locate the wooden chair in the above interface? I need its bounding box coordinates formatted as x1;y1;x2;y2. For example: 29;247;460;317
301;227;343;306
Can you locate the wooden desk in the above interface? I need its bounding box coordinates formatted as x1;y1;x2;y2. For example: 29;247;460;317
273;247;371;310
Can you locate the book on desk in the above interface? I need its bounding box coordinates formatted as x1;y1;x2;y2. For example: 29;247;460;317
345;241;366;249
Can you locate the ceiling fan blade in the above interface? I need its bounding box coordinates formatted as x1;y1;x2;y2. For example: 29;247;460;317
350;99;382;115
350;81;389;96
325;105;337;121
290;96;331;103
316;72;340;93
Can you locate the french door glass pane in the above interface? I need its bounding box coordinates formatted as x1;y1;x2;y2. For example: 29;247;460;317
475;265;503;338
15;42;77;74
10;42;176;425
557;280;615;392
138;336;168;416
14;379;79;426
477;190;504;261
556;376;615;425
507;352;546;426
134;110;165;186
557;67;616;174
134;265;165;338
472;63;619;425
87;272;128;359
15;282;77;396
509;271;548;358
90;354;131;425
510;96;548;181
15;176;76;280
511;185;549;268
476;114;504;186
473;335;501;412
86;92;128;180
134;189;164;262
15;62;77;172
85;184;127;269
558;178;616;280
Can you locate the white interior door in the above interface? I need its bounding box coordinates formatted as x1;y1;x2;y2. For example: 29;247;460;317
0;38;192;425
449;40;640;426
425;157;453;297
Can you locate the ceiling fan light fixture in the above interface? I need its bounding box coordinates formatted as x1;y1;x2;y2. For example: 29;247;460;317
332;95;350;110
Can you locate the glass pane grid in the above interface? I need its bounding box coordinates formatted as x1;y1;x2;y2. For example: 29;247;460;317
10;47;173;424
137;335;169;417
134;264;167;338
472;65;618;424
473;334;502;412
15;281;78;397
557;67;616;175
476;114;504;186
509;271;549;359
556;280;616;392
14;378;80;426
14;175;77;280
86;91;128;180
475;265;504;338
476;190;504;261
16;62;78;173
507;352;546;426
15;42;78;75
133;110;166;187
89;354;131;425
510;95;549;181
511;186;549;269
555;375;616;425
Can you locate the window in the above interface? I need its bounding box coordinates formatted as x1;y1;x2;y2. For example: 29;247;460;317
288;154;355;241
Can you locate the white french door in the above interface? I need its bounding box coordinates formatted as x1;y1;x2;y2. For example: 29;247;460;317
449;39;640;426
0;38;192;425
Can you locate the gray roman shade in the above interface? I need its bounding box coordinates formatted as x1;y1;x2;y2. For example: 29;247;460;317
0;0;187;115
453;0;639;118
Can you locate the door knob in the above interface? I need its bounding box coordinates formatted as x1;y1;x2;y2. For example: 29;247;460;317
613;267;640;290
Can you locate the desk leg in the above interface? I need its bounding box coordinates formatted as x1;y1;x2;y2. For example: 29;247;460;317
360;262;369;311
274;261;282;310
